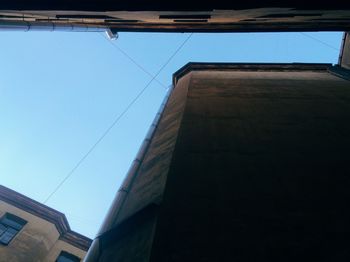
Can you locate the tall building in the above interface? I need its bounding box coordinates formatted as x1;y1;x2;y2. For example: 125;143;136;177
0;185;92;262
84;59;350;261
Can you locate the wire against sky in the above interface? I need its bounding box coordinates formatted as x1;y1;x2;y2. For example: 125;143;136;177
43;33;193;204
300;32;340;52
99;33;167;89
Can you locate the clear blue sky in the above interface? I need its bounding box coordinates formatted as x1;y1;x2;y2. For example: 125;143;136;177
0;31;342;238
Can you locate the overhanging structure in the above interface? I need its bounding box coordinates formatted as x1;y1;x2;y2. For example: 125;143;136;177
0;1;350;32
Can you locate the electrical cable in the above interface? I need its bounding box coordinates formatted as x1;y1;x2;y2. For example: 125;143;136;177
99;33;167;89
300;32;340;52
43;33;193;204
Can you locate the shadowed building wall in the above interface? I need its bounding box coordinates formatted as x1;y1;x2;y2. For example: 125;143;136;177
86;63;350;262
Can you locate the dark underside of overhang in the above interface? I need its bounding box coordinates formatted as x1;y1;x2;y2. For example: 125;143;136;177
1;1;350;32
1;1;350;11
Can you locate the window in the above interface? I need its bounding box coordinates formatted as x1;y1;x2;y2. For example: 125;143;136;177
56;251;81;262
0;213;27;245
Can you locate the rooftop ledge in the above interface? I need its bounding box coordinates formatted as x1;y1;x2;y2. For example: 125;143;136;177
172;62;336;85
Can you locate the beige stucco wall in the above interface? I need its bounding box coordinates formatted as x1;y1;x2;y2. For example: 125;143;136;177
0;201;87;262
44;239;87;261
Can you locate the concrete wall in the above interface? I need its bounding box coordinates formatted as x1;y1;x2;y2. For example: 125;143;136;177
87;65;350;262
96;73;192;262
0;201;86;262
150;69;350;261
115;73;192;224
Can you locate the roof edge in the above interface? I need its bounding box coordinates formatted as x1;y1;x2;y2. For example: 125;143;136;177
0;185;92;251
172;62;333;85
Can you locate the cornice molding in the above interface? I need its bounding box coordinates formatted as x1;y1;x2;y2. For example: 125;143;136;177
0;185;92;251
173;62;333;85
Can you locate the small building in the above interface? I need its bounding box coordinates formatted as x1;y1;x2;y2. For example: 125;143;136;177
0;185;92;262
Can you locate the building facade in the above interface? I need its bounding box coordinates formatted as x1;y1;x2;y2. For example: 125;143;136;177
0;185;91;262
1;2;350;33
85;62;350;261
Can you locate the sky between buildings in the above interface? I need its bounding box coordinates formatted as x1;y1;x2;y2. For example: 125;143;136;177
0;31;343;238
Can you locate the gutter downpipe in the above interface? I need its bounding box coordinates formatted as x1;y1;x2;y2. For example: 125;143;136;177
0;21;117;39
84;86;174;262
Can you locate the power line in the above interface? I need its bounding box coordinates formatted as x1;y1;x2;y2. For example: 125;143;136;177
43;33;193;204
99;33;167;89
300;32;340;52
